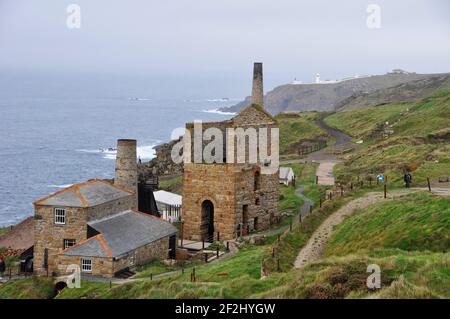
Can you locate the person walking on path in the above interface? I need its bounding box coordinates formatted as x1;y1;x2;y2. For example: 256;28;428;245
404;172;412;188
0;256;6;280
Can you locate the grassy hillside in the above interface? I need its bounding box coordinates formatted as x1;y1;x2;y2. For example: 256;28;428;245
258;250;449;299
324;192;450;256
326;88;450;186
276;112;328;155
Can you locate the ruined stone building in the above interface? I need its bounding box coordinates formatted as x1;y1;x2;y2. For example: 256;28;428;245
33;139;177;278
182;63;279;241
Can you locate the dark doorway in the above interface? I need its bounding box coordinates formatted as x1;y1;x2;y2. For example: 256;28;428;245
242;205;249;225
201;200;214;242
169;235;176;259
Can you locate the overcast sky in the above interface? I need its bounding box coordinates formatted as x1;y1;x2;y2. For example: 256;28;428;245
0;0;449;89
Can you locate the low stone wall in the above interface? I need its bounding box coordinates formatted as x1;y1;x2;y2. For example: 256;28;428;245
55;255;114;278
113;235;172;274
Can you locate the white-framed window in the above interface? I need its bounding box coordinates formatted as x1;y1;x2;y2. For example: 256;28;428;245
54;208;66;225
63;239;76;249
81;258;92;273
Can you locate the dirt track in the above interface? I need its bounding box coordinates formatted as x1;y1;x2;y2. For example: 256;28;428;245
293;189;446;269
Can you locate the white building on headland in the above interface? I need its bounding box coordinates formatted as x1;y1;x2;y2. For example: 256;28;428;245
290;73;372;85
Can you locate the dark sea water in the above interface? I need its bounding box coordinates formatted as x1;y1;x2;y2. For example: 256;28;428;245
0;72;240;227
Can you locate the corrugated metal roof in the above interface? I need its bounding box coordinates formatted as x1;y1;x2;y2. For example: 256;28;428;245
35;179;132;208
154;190;182;206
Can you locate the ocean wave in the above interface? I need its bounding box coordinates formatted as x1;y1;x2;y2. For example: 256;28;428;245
47;184;74;189
128;97;151;101
77;145;156;160
203;108;236;115
185;98;243;103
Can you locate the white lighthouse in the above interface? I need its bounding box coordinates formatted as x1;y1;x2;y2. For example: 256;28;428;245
315;73;321;84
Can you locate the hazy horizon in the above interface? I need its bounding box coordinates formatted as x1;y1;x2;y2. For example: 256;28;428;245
1;0;450;95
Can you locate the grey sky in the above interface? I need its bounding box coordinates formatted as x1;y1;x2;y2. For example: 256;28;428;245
0;0;449;89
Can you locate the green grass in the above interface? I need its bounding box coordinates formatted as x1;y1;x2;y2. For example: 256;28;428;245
324;192;450;256
159;176;182;194
0;277;55;299
324;103;409;139
257;250;450;299
0;227;11;236
57;245;271;299
276;112;327;155
134;259;182;278
263;190;367;274
328;89;450;187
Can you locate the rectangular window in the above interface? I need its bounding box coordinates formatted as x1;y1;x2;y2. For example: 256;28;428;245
63;239;76;249
81;258;92;273
54;208;66;225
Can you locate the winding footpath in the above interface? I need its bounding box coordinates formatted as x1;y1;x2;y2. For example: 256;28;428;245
293;190;414;268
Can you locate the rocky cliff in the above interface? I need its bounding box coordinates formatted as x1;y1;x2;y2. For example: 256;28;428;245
221;72;450;115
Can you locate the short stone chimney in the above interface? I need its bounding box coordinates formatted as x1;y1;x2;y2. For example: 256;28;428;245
115;139;138;205
251;62;264;107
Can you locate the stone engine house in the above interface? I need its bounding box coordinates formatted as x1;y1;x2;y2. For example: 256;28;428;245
182;63;279;241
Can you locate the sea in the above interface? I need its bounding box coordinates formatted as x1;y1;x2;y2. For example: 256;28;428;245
0;71;241;227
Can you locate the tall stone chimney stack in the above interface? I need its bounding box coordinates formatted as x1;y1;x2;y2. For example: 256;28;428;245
114;139;138;205
251;62;264;107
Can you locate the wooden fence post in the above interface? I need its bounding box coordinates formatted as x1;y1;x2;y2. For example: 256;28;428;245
309;205;312;214
315;176;319;184
204;253;208;263
216;247;219;258
319;198;322;208
202;239;205;250
384;184;387;198
217;232;220;242
226;241;229;251
427;177;431;192
180;223;184;247
272;247;275;258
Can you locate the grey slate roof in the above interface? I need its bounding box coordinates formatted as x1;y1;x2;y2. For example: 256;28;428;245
35;179;132;207
64;210;178;258
64;236;110;257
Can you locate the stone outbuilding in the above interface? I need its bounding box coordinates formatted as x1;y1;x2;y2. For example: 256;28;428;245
33;139;178;279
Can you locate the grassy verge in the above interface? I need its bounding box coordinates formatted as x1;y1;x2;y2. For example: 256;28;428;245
0;277;55;299
262;190;367;274
324;192;450;256
327;88;450;187
0;227;11;236
257;250;449;299
276;112;328;155
159;176;182;194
